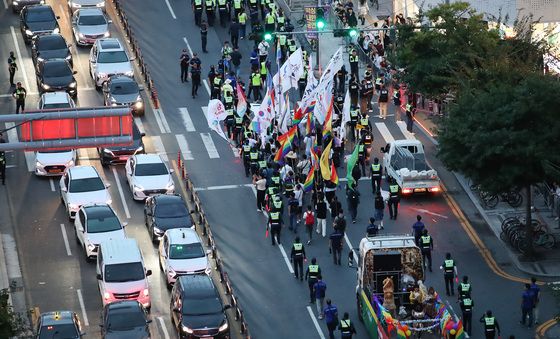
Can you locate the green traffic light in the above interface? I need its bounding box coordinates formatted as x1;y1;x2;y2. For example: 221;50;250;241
264;33;273;41
316;20;325;30
348;29;357;37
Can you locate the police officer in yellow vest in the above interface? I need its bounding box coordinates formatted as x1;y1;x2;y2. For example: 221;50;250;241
349;49;359;79
211;72;222;100
287;37;297;55
248;71;262;101
277;32;287;63
357;140;367;177
264;9;275;33
479;310;500;339
276;8;285;30
192;0;203;26
234;114;244;145
241;140;252;177
217;0;229;26
358;112;371;140
420;229;433;272
270;169;281;190
224;107;235;139
441;252;457;296
271;193;283;213
338;312;357;338
221;79;234;109
268;209;282;245
387;178;400;220
259;60;268;84
458;275;472;300
238;9;247;39
374;75;383;91
369;157;382;193
290;236;307;280
349;105;359;141
249;147;260;175
232;0;243;16
205;0;216;26
305;257;321;303
460;296;474;335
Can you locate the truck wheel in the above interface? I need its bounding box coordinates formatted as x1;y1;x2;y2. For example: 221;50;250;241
356;294;363;322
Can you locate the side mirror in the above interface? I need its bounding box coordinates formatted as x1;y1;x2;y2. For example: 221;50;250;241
146;269;152;276
380;147;385;153
138;85;144;91
169;169;174;173
223;305;231;310
122;222;128;227
96;273;102;280
105;183;111;188
107;19;113;24
61;187;67;193
140;132;146;137
73;71;78;75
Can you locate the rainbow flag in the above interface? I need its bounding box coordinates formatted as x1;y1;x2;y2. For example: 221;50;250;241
303;165;315;192
310;141;319;166
330;163;338;185
292;106;304;125
274;137;292;164
322;96;334;141
396;322;409;339
304;100;316;115
305;110;314;135
278;125;297;144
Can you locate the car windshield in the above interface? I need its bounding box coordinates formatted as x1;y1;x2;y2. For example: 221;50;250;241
37;37;66;51
104;262;144;282
26;9;55;22
69;177;105;193
134;163;168;176
38;149;72;153
106;308;146;331
43;62;71;77
182;296;222;316
155;201;188;218
110;81;138;95
42;103;71;109
97;51;128;63
78;14;106;25
86;210;121;233
169;243;204;260
39;324;79;339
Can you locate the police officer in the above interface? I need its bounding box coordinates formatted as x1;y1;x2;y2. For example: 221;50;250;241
291;236;306;280
217;0;229;27
276;8;285;31
305;257;321;303
364;77;374;112
348;75;360;107
205;0;216;26
349;49;359;80
338;312;357;338
222;79;234;109
268;208;282;245
458;276;472;300
248;70;262;101
0;133;6;185
179;49;190;82
249;146;260;175
264;9;275;33
8;52;17;87
349;105;359;141
241;140;252;177
270;169;281;190
259;59;268;84
387;178;400;220
271;194;283;214
358;112;371;141
357;140;367;178
420;229;433;272
192;0;203;26
440;252;457;296
212;72;222;100
370;157;382;193
374;74;383;91
12;82;26;114
460;296;474;336
224;106;235;139
190;53;202;98
233;113;244;145
238;9;248;39
479;310;500;339
287;36;297;55
277;31;287;64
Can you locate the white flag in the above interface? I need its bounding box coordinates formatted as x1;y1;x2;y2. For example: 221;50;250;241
340;90;351;139
252;90;275;136
300;58;318;110
314;81;333;124
319;47;344;83
206;99;229;141
273;48;304;94
279;93;290;134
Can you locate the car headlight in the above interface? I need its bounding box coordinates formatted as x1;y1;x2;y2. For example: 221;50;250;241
96;2;105;6
106;199;112;205
103;32;110;37
134;101;143;109
65;159;74;167
182;325;193;334
68;203;80;210
124;70;134;77
52;28;60;34
103;292;111;300
102;149;114;155
72;2;81;7
133;184;144;192
78;33;85;38
25;29;33;36
219;321;229;332
35;160;44;168
87;243;96;251
42;83;51;90
69;81;77;88
143;288;149;296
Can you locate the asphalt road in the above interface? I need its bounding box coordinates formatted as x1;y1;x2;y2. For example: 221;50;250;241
0;0;558;338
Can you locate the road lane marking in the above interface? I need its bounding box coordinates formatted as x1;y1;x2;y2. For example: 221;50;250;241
134;117;146;134
77;149;91;166
49;179;56;192
157;316;171;339
150;136;169;162
175;134;194;160
10;26;30;91
306;306;326;339
375;122;395;143
163;0;177;19
112;167;131;219
60;223;72;256
396;120;415;140
1;234;22;279
194;184;253;191
410;207;448;219
278;245;294;273
229;144;240;158
344;234;358;264
200;133;219;159
178;107;196;132
76;289;89;326
3;0;8;10
5;122;35;171
182;37;194;57
203;79;211;96
153;108;171;134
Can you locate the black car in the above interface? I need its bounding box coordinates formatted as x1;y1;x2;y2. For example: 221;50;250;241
101;300;151;339
36;59;77;98
32;34;73;68
10;0;44;13
171;275;230;339
36;311;85;339
144;194;193;242
20;5;60;44
103;75;145;116
98;122;145;166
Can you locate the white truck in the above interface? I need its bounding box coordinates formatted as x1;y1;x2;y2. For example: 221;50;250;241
380;139;440;195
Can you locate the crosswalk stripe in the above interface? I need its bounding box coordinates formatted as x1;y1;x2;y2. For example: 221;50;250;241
175;134;194;160
150;136;169;162
203;79;211;96
153;108;171;134
200;133;219;159
396;121;415;140
375;122;395;143
134;117;146;134
178;107;196;132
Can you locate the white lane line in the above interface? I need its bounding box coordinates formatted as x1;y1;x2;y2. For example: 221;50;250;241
344;234;358;264
163;0;177;19
76;289;89;326
24;152;35;172
151;136;169;162
306;306;326;339
134;117;146;134
5;122;34;171
112;167;131;219
77;148;91;166
200;133;220;159
175;134;194;160
3;0;8;10
1;234;22;279
182;37;194;57
10;26;30;91
178;107;196;132
49;179;56;192
60;223;72;256
396;120;415;140
153;108;171;134
157;316;171;339
375;122;395;143
229;144;240;158
278;245;294;273
194;184;253;191
203;79;211;96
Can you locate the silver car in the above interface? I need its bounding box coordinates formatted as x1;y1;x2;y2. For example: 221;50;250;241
89;38;134;89
68;0;105;13
72;8;110;46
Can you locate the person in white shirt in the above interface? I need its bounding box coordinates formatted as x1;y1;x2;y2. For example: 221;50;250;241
258;40;269;62
253;174;267;211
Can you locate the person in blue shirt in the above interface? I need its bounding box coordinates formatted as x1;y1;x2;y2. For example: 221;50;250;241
412;215;425;246
520;283;534;328
329;229;344;265
530;277;540;324
323;298;338;339
313;275;327;319
366;217;379;237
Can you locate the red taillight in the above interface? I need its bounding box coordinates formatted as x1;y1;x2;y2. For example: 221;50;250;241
402;188;413;194
429;187;440;193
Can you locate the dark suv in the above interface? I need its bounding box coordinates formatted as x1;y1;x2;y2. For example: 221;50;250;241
170;275;230;339
100;300;151;339
98;122;145;166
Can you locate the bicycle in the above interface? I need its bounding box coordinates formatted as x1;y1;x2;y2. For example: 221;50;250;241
480;190;523;209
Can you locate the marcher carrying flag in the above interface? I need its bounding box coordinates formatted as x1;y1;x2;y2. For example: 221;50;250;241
274;125;297;163
303;164;315;192
236;82;247;118
322;96;334;142
330;163;339;186
346;143;360;188
320;140;333;180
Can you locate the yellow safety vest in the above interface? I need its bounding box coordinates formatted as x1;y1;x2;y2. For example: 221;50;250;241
238;12;247;24
371;164;380;171
270;211;280;221
350;55;358;63
260;62;267;76
251;73;261;86
266;14;275;24
213;77;222;87
293;243;303;251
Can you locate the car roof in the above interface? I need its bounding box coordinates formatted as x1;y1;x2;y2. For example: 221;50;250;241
166;228;199;244
100;238;142;264
135;153;164;164
35;33;65;44
76;8;104;16
40;311;76;326
97;38;124;51
68;166;100;180
177;275;217;298
40;92;73;105
83;204;116;219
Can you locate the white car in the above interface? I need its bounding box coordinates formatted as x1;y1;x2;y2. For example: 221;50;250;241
74;203;126;260
68;0;105;13
159;228;210;286
60;166;112;219
72;8;110;46
125;154;174;201
89;38;134;89
35;92;77;176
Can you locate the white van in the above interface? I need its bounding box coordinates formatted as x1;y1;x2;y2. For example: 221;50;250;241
96;238;151;309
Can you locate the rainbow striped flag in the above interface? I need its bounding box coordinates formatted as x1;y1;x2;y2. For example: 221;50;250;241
292;106;304;125
278;125;297;144
274;137;292;164
303;165;315;192
305;110;314;135
330;163;338;186
322;96;334;141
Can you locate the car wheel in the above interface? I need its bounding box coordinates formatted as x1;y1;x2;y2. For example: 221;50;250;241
150;227;157;244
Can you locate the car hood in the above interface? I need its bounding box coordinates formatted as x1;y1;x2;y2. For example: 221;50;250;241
154;216;192;231
43;74;74;87
37;49;69;60
104;327;149;339
86;229;125;246
97;62;132;75
67;189;110;206
104;139;141;153
36;151;74;165
111;93;139;104
133;174;172;190
75;24;108;36
168;257;208;273
181;313;224;331
26;21;57;32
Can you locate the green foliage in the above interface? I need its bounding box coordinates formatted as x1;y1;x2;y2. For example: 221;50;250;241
0;289;27;338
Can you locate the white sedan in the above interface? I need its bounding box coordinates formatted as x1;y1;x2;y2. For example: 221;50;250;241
74;203;126;260
125;154;174;201
60;166;112;219
159;228;210;287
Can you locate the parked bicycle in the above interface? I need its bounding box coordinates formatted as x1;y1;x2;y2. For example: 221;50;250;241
500;216;555;253
479;190;523;209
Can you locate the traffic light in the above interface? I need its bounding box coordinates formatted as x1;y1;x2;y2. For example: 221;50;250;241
348;28;358;37
264;32;273;42
316;7;325;30
333;28;358;37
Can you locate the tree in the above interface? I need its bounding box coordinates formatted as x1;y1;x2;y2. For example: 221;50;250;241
0;289;27;338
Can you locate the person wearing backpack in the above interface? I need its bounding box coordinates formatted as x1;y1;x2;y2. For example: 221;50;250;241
303;205;315;245
315;192;328;237
374;191;385;229
346;183;360;224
